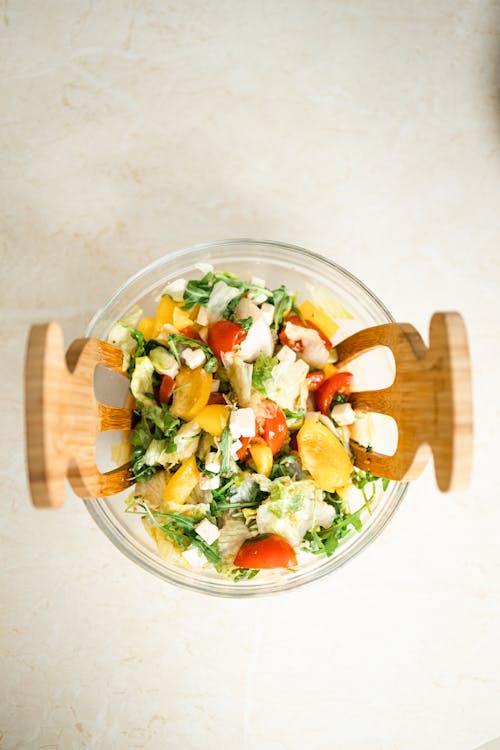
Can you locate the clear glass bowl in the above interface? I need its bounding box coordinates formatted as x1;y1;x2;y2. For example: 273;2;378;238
85;239;408;597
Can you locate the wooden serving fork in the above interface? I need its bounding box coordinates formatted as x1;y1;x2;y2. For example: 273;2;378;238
25;311;473;508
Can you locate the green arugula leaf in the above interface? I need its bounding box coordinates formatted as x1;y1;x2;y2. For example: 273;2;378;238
303;507;364;557
165;333;218;373
124;327;147;376
210;479;262;517
235;316;253;332
127;503;221;565
183;270;274;315
271;285;292;330
129;406;180;481
351;468;390;514
232;568;260;581
182;272;214;309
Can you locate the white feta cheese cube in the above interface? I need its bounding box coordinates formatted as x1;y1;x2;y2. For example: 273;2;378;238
199;473;221;490
277;345;296;363
205;452;221;473
196;306;209;326
182;546;207;569
260;302;275;325
181;347;206;369
229;408;256;439
330;402;356;426
195;518;221;545
235;297;261;321
210;379;220;393
163;278;187;302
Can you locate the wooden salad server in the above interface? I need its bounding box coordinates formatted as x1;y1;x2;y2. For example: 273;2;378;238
25;311;473;508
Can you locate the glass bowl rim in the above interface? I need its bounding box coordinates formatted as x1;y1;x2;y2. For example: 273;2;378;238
84;238;408;597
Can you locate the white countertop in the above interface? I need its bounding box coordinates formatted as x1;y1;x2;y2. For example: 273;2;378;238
2;2;500;748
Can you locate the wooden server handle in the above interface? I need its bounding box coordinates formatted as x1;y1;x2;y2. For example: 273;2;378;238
336;312;473;491
25;322;132;507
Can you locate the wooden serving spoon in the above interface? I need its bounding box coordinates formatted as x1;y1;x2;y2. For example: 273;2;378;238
25;311;473;508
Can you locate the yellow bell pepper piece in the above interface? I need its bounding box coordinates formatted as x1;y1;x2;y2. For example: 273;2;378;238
162;455;200;505
249;442;273;477
299;300;339;341
173;305;196;332
137;316;155;340
323;362;337;379
170;366;212;421
153;295;177;337
195;404;230;437
297;420;351;491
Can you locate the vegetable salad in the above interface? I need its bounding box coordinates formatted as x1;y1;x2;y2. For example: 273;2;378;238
108;268;389;580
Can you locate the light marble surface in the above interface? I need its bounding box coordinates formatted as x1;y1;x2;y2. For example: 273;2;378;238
1;1;500;748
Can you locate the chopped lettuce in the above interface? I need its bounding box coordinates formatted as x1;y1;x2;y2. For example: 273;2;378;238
283;408;305;431
238;318;274;361
108;322;139;372
130;356;156;406
170;420;201;465
257;478;335;546
263;358;309;411
227;355;253;406
143;419;200;468
252;354;278;394
206;280;241;323
143;438;175;467
149;347;179;377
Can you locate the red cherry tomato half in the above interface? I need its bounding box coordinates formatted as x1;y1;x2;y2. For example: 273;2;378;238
234;534;297;569
306;370;325;391
256;399;288;455
207;320;247;360
315;372;353;415
180;325;202;341
159;374;175;403
279;314;331;351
